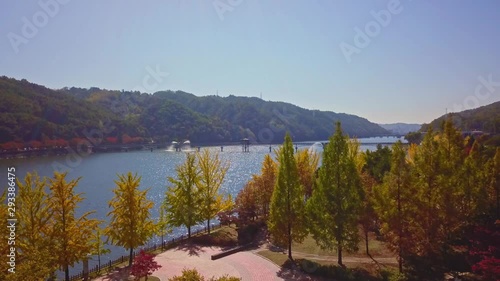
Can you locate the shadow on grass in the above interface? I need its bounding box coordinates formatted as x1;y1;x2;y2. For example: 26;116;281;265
276;258;379;281
190;226;239;251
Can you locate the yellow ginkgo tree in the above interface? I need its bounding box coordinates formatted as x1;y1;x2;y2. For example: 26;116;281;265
165;153;202;239
196;149;232;234
48;172;100;281
156;198;172;249
106;172;155;267
90;226;110;273
15;173;56;280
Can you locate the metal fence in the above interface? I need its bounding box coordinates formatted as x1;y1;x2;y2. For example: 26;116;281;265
68;224;222;281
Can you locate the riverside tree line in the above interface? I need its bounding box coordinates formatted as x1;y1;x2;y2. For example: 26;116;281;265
0;149;233;281
1;120;499;281
234;121;499;280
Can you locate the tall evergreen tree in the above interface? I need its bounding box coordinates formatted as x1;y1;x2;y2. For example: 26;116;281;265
374;141;416;273
412;128;443;255
491;148;500;219
438;119;467;238
268;133;307;260
165;153;202;239
106;172;155;267
306;122;363;265
461;141;490;222
359;170;377;256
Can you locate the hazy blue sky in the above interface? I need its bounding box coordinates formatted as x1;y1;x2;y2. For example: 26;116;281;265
1;0;499;124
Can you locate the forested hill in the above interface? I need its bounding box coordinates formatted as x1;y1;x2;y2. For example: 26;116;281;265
0;76;389;146
0;77;117;143
421;101;500;133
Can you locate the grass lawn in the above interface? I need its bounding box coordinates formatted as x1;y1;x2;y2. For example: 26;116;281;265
191;224;238;247
257;249;290;267
257;249;399;281
291;230;393;258
257;229;398;281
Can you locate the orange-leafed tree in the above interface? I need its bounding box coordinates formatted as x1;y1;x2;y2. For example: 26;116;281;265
254;153;278;218
295;148;319;199
235;180;258;224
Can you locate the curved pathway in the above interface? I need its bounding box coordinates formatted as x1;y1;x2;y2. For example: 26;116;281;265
94;246;284;281
93;245;396;281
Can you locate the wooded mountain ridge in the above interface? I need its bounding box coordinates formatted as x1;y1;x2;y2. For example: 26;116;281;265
421;101;500;133
0;76;392;145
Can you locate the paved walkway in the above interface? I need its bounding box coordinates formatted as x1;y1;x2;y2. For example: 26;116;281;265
93;244;394;281
94;246;285;281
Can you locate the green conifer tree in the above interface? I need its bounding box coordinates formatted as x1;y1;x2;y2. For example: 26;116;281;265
306;122;363;265
268;133;307;260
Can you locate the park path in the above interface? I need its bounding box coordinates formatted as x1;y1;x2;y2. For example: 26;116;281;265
93;243;396;281
93;246;285;281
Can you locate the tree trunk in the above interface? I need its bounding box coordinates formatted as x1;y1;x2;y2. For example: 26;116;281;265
129;248;133;267
365;230;369;255
496;181;499;220
64;265;69;281
398;246;403;273
397;179;402;273
207;219;211;234
288;222;293;261
338;243;343;265
188;226;191;239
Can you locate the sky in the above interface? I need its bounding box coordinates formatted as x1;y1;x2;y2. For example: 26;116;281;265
1;0;499;124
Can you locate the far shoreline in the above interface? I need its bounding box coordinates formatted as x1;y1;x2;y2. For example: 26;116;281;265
0;136;406;160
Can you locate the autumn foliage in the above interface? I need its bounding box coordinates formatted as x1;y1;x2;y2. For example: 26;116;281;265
469;221;500;281
130;250;162;281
